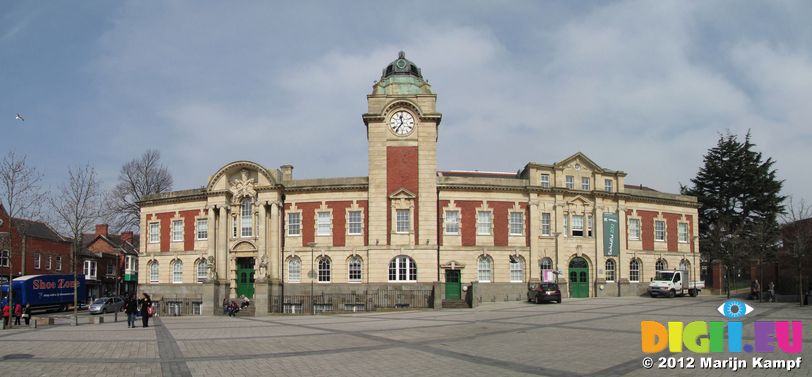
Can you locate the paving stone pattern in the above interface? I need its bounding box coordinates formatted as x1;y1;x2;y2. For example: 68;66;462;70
0;296;809;376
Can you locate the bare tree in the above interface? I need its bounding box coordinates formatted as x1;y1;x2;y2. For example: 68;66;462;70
0;151;45;329
781;197;812;306
49;164;103;322
106;150;173;232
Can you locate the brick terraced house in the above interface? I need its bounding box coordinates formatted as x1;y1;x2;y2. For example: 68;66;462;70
138;52;700;315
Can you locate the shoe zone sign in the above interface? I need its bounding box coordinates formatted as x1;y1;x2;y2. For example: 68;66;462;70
639;299;804;372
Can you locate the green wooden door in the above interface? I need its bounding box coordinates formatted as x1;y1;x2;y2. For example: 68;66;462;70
445;270;461;300
568;257;589;298
236;257;255;299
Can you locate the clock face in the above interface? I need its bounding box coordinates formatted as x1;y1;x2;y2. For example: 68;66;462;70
389;111;415;136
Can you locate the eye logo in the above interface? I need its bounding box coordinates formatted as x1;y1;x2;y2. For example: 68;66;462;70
717;299;754;319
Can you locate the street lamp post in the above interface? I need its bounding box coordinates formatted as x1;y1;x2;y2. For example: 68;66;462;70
307;242;316;315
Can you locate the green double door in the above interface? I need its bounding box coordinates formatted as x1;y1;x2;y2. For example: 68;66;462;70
445;270;461;300
569;257;589;298
236;257;255;299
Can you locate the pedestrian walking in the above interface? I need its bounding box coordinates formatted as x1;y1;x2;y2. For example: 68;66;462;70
125;295;138;328
13;302;22;325
139;293;152;328
22;304;31;326
768;281;776;303
2;302;9;328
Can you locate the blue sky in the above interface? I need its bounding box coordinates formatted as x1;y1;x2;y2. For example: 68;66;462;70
2;1;811;210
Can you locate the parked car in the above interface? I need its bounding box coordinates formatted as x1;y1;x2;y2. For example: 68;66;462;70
528;282;562;304
88;296;125;314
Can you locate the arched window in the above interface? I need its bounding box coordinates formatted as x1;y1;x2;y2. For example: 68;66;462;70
288;257;301;283
196;259;208;282
478;256;492;282
655;259;667;272
509;256;524;283
540;257;553;271
388;256;417;282
172;260;183;284
630;259;640;282
149;261;159;283
241;199;252;237
318;257;331;282
348;256;362;282
679;259;689;271
605;259;616;282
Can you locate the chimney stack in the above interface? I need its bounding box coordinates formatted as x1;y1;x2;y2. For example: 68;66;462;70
280;165;294;181
95;224;109;237
121;231;134;244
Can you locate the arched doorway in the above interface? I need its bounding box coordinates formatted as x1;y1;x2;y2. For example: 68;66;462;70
569;257;589;298
236;257;255;298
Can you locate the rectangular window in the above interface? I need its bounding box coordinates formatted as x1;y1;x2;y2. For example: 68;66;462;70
510;259;523;282
605;179;613;193
581;177;590;191
84;260;97;279
587;215;593;237
629;218;641;240
477;211;492;235
288;213;301;236
196;218;208;240
571;215;584;237
509;212;524;235
172;220;183;242
107;262;114;276
445;210;460;234
317;212;331;236
540;174;550;188
348;211;362;235
55;256;62;271
46;256;52;270
565;176;574;189
678;223;688;243
348;258;362;282
0;250;7;267
288;260;300;283
34;253;41;269
149;223;159;243
541;213;551;236
655;220;666;241
396;209;410;233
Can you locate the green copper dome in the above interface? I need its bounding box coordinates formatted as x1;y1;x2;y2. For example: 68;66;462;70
373;51;433;95
381;51;423;80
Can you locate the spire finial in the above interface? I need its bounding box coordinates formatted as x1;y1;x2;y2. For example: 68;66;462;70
398;51;405;59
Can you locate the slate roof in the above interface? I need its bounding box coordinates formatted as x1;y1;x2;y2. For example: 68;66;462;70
11;218;67;242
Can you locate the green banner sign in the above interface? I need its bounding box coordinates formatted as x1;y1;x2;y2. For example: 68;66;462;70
603;213;620;257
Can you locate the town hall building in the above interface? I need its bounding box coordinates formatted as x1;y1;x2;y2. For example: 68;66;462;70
138;52;700;315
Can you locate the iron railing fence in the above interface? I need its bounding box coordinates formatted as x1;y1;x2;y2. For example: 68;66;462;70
269;289;433;314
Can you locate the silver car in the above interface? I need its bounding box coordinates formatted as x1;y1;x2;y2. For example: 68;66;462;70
88;297;124;314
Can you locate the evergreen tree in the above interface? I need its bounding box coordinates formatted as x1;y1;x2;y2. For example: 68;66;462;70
681;131;784;292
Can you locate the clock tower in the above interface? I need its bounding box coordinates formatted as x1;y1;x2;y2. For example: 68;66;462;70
363;52;442;257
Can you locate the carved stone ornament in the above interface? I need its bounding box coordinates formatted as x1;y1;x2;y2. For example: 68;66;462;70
207;255;216;279
229;169;258;205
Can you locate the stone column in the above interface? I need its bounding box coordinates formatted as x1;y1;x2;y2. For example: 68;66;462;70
268;202;280;281
217;207;229;286
528;195;539;282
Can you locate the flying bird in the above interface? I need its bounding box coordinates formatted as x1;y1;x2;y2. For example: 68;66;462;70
15;113;24;121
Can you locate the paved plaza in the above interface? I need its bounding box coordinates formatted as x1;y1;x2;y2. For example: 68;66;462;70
0;296;810;377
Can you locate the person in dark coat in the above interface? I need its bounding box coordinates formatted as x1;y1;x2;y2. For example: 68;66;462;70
23;304;32;326
139;293;152;328
125;295;139;328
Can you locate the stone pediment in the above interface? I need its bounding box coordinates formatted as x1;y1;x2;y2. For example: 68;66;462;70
567;195;594;207
555;152;605;173
440;260;466;270
232;241;257;252
389;187;416;199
